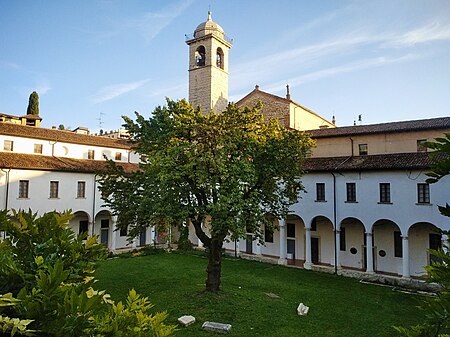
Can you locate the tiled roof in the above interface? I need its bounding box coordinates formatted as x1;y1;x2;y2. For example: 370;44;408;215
0;122;131;149
0;152;138;173
303;152;445;172
308;117;450;138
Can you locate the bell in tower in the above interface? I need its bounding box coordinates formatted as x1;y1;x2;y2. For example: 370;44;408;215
186;11;233;113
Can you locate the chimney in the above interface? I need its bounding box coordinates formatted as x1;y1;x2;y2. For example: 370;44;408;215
255;84;260;90
286;84;291;100
332;115;336;125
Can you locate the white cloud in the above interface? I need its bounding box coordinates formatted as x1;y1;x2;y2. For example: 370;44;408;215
385;22;450;47
91;79;150;103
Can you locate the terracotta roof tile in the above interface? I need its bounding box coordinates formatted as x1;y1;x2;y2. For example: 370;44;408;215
0;122;131;149
308;117;450;138
0;152;138;173
303;152;445;172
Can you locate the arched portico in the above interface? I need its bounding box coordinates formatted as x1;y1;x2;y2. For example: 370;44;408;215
70;210;91;237
339;217;365;271
408;222;442;277
284;214;305;263
307;215;334;267
372;219;402;275
95;210;112;249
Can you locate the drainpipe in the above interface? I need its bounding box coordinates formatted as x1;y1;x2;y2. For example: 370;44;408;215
331;172;337;274
349;137;354;156
1;168;11;210
92;174;97;236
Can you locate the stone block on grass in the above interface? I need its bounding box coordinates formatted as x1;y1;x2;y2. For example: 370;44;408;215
202;321;232;333
178;315;196;327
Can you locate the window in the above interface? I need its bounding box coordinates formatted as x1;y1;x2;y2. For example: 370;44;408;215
3;140;13;151
379;183;391;203
346;183;356;202
19;180;29;198
34;143;43;154
417;139;427;152
195;46;206;66
88;150;95;160
287;223;295;238
216;47;224;69
310;218;317;231
429;233;442;264
115;152;122;161
79;220;89;235
358;144;368;155
49;181;59;198
101;219;109;228
394;231;402;257
119;226;128;237
340;227;346;251
417;183;430;204
77;181;86;198
264;225;273;243
316;183;325;201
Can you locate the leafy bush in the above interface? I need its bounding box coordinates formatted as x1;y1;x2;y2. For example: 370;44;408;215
0;210;175;337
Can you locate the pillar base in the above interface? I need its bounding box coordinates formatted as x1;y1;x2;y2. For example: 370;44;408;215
402;275;411;279
304;262;313;270
278;258;287;265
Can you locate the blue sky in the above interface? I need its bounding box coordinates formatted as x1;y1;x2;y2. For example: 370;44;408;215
1;0;449;132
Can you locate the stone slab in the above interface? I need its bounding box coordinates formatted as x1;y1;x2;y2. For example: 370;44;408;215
178;315;196;327
202;321;232;334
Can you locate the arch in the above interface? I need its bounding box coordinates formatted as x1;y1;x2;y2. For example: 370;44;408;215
408;222;442;276
70;211;91;236
339;217;365;271
309;215;334;265
216;47;224;69
95;210;113;248
195;46;206;66
372;219;402;275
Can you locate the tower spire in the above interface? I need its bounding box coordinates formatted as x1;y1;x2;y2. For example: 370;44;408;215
208;9;212;21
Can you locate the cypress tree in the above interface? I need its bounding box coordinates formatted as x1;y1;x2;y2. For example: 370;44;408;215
27;91;39;115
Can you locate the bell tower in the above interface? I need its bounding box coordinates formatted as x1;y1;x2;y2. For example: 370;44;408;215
186;11;232;113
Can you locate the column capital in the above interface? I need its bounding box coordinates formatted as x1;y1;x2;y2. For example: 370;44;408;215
365;232;373;237
305;227;311;232
401;235;408;240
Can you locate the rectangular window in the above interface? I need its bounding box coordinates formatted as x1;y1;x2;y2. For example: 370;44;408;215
34;143;43;154
417;139;427;152
417;183;430;204
115;152;122;161
79;220;89;235
316;183;325;201
311;218;317;231
429;233;442;264
379;183;391;203
346;183;356;202
264;225;273;243
358;144;368;155
340;227;346;251
119;226;128;237
3;140;13;151
77;181;86;198
287;223;295;238
101;219;109;228
49;181;59;198
88;149;95;160
394;231;402;257
19;180;29;198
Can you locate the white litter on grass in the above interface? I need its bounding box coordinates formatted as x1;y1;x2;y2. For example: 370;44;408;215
297;303;309;316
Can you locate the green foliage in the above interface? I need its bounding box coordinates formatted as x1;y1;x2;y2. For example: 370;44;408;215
0;210;175;337
425;133;450;185
98;98;313;291
26;92;39;116
88;289;176;337
177;225;193;251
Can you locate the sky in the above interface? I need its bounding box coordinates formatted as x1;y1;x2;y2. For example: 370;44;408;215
1;0;449;133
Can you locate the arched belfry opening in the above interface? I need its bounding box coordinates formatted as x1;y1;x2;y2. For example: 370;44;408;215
186;11;233;113
216;47;224;69
196;46;206;66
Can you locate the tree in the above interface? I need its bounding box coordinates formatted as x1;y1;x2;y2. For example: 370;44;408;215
392;133;450;336
26;91;39;116
98;99;313;292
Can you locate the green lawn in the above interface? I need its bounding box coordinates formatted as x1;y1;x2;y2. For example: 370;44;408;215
95;251;423;337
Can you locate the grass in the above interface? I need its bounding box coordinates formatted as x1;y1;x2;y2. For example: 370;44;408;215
95;250;424;337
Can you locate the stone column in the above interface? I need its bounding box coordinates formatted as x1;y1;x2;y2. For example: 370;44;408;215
442;233;449;253
150;226;155;245
255;240;262;256
402;235;410;278
235;239;240;256
88;221;94;237
335;229;341;269
278;219;287;265
304;227;312;270
110;216;117;251
198;221;204;248
366;232;374;273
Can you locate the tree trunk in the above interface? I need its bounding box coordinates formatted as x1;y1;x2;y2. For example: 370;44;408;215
205;237;223;292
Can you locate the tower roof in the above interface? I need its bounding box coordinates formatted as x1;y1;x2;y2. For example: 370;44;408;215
194;11;225;39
